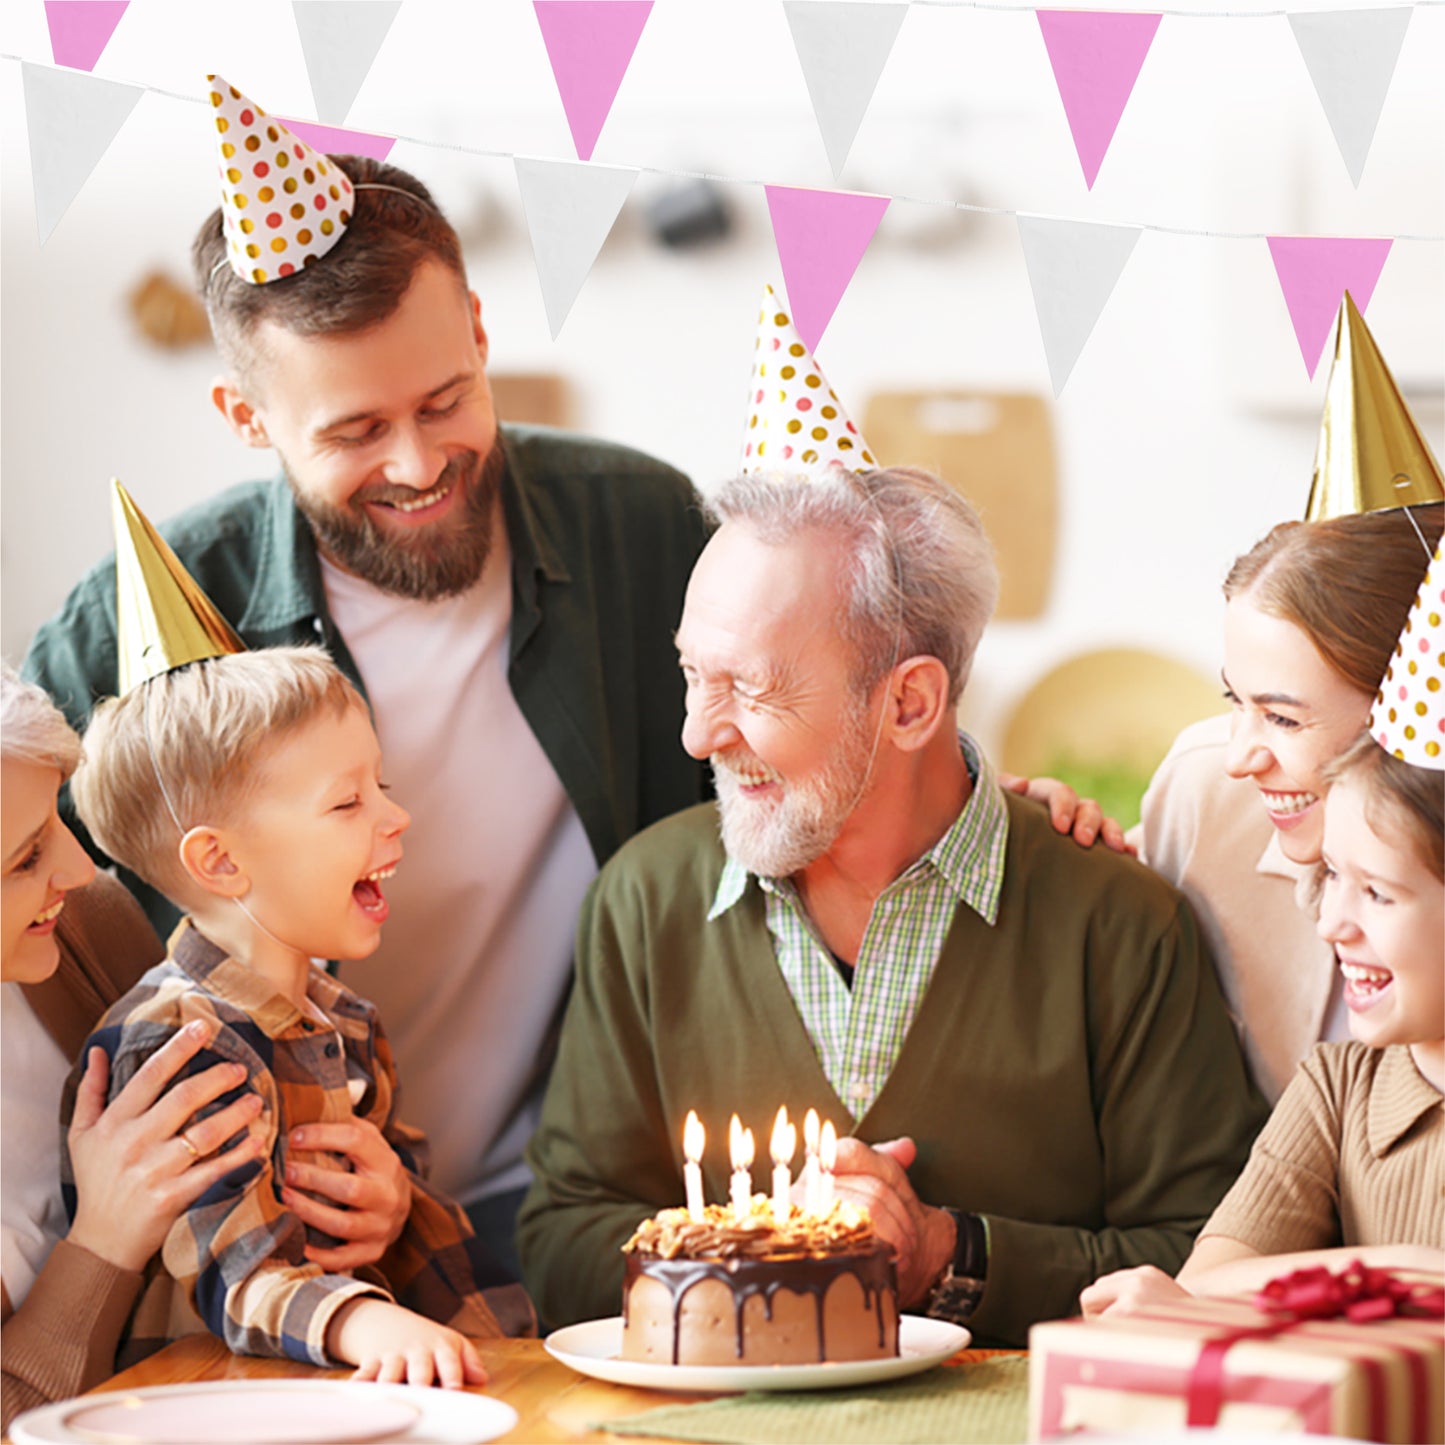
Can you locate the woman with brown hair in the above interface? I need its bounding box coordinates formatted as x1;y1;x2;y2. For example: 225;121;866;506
1137;503;1442;1102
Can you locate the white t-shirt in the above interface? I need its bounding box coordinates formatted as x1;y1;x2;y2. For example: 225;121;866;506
321;518;596;1206
1;983;72;1309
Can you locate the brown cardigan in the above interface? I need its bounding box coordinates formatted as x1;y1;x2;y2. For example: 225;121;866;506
2;874;163;1433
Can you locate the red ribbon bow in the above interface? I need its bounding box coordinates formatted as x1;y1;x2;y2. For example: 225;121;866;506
1186;1260;1444;1429
1253;1260;1445;1325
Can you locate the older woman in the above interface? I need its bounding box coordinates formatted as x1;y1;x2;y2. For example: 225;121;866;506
1;668;267;1428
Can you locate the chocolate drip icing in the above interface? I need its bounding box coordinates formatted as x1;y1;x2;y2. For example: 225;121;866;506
623;1248;897;1365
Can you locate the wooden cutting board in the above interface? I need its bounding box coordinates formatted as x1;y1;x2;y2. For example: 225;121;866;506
862;391;1056;621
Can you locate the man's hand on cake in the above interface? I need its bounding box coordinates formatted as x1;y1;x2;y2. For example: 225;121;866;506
282;1118;411;1269
830;1136;957;1308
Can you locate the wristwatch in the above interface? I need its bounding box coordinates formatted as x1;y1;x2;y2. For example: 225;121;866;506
926;1209;989;1322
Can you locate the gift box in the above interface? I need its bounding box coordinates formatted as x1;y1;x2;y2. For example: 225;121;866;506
1028;1272;1444;1443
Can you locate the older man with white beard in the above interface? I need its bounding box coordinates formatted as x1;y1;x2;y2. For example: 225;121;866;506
516;466;1265;1346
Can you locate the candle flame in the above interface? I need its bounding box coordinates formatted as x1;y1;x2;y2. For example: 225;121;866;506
770;1107;796;1165
820;1119;837;1170
684;1110;705;1164
729;1114;755;1171
804;1107;820;1152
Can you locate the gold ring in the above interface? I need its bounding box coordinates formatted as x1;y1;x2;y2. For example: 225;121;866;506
179;1130;201;1158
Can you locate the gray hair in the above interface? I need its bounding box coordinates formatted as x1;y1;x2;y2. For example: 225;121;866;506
708;467;999;706
1;663;82;778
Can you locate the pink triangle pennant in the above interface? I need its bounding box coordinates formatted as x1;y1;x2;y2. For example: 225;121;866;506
533;1;653;162
1267;236;1393;377
280;117;395;164
1037;9;1161;189
45;1;128;72
766;186;889;355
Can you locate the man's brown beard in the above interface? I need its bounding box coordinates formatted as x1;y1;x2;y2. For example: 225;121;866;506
288;446;506;601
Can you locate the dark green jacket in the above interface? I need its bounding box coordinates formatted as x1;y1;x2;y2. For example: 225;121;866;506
517;798;1268;1347
24;425;713;935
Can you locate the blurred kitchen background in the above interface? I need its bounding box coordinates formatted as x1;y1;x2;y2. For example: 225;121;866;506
3;0;1442;822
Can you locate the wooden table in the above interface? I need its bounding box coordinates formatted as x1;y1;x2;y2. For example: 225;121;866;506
21;1335;1005;1444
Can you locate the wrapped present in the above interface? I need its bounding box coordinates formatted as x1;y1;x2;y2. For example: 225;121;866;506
1028;1263;1444;1443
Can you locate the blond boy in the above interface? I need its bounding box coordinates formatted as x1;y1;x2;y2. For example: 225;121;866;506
65;647;499;1384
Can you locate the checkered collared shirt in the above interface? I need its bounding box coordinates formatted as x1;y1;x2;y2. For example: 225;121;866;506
61;921;495;1369
708;734;1009;1122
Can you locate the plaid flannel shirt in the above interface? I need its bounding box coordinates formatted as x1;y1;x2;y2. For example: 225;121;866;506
61;921;496;1368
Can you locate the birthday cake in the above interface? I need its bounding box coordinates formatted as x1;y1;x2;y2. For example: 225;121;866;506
620;1201;899;1366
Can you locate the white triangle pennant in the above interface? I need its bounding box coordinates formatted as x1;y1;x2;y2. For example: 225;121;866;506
1016;215;1141;397
293;0;402;124
22;61;142;244
1289;7;1412;188
515;157;637;339
783;1;907;179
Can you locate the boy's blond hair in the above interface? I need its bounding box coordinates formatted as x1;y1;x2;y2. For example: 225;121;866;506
73;646;364;897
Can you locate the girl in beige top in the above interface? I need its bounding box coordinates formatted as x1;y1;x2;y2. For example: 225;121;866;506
1083;734;1444;1315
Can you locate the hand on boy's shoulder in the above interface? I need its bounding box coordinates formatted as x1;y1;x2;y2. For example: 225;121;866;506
282;1119;411;1271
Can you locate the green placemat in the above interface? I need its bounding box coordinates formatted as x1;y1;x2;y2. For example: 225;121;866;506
596;1355;1029;1445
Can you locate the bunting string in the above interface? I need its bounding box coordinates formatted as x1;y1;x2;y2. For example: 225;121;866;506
910;0;1445;14
5;55;1441;245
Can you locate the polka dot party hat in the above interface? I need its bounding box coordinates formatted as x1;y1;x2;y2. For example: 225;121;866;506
1370;541;1444;767
209;75;353;285
739;285;876;477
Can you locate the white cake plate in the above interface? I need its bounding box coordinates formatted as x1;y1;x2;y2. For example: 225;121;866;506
544;1314;971;1392
10;1379;518;1445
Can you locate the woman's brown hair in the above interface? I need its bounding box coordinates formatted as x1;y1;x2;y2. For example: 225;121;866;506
1224;504;1442;697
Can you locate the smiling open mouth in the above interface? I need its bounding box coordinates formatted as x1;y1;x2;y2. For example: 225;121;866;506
352;864;397;917
28;897;65;930
1340;960;1393;1006
375;481;453;515
1259;789;1318;821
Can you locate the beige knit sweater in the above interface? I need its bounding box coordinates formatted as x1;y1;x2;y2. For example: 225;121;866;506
1201;1041;1444;1254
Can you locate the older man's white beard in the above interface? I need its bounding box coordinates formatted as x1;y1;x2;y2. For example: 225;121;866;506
712;708;876;879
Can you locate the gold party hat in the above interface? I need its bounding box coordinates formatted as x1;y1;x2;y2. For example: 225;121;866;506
112;480;244;697
1304;292;1445;522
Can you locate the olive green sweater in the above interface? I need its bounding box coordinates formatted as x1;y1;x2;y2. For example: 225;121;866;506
517;797;1267;1346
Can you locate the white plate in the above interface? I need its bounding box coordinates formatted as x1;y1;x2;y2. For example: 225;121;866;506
10;1379;518;1445
544;1314;970;1392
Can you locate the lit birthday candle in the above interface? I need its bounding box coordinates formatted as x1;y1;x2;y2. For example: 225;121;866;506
819;1120;838;1211
802;1108;821;1215
683;1110;706;1221
729;1114;755;1220
770;1107;796;1222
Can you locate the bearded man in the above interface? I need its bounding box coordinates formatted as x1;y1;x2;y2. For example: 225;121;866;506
516;466;1266;1345
24;152;711;1283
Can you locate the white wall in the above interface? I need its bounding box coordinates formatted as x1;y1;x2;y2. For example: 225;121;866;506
3;0;1441;759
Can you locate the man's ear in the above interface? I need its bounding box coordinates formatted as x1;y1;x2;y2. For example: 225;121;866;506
211;376;272;448
469;291;490;365
887;655;952;752
178;826;249;898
